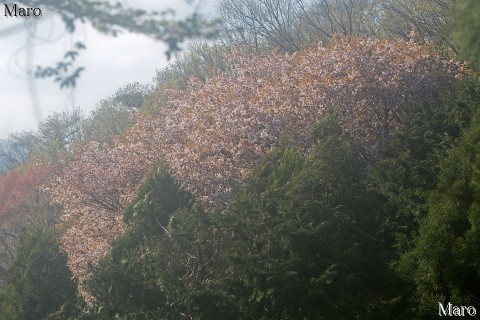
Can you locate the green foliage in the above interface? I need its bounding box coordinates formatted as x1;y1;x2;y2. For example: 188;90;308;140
367;79;480;317
74;74;478;320
122;165;192;235
36;108;84;157
0;226;78;320
155;42;231;91
78;116;412;319
3;5;479;316
398;107;480;316
148;42;232;114
86;166;232;319
370;82;480;256
452;0;480;71
220;116;399;319
83;82;149;144
85;166;187;318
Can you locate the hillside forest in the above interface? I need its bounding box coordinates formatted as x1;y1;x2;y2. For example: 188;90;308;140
1;0;480;319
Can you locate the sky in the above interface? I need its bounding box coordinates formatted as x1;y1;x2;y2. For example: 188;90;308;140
0;0;216;139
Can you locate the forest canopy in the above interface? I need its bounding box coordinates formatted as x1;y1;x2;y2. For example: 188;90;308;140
1;0;480;319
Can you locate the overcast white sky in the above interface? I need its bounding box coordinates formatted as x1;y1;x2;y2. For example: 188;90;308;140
0;0;216;139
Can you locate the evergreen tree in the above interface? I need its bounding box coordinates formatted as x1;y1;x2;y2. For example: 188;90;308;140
86;166;233;319
0;226;77;320
83;116;413;319
370;81;480;318
399;108;480;317
370;82;479;255
220;116;398;319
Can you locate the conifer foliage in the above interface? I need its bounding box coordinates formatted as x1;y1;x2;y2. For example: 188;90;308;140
399;108;480;316
82;117;400;319
0;226;77;320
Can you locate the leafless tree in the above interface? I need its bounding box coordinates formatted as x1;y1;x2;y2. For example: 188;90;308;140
216;0;456;55
297;0;381;42
380;0;457;54
217;0;307;52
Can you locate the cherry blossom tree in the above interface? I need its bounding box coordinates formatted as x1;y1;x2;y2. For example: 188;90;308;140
49;125;161;299
150;35;464;206
49;36;465;299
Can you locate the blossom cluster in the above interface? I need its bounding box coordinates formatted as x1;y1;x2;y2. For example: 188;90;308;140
49;36;464;296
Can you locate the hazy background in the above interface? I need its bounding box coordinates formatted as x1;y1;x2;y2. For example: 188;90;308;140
0;0;215;139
